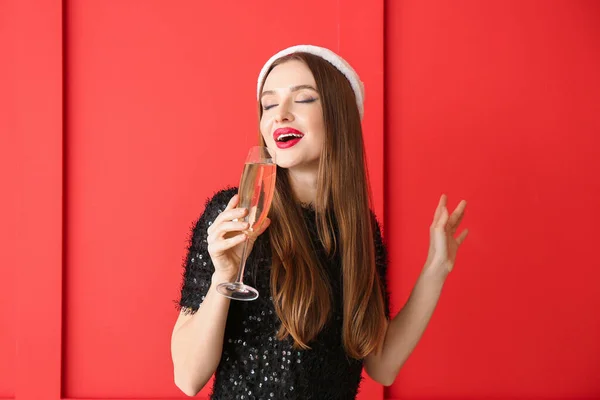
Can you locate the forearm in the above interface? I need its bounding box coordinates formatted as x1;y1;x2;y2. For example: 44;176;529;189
366;271;445;385
171;272;233;396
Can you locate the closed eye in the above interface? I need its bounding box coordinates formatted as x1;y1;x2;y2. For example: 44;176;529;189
263;98;317;111
296;98;317;104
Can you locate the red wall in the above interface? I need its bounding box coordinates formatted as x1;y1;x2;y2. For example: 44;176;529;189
386;1;600;398
2;1;599;399
3;1;64;400
62;1;383;399
0;0;17;395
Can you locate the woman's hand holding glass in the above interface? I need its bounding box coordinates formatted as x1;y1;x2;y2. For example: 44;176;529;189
206;194;271;283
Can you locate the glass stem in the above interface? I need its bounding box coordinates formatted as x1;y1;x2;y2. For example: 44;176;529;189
234;237;250;284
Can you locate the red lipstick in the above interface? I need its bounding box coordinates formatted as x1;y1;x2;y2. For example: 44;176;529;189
273;127;304;149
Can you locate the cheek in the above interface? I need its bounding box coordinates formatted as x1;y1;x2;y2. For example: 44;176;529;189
260;119;272;144
309;109;326;140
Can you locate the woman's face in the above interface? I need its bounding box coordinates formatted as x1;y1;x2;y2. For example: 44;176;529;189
260;60;325;172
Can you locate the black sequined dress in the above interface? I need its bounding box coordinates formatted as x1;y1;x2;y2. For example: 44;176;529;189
177;188;390;400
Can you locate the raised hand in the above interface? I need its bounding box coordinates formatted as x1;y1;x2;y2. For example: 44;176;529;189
424;194;469;280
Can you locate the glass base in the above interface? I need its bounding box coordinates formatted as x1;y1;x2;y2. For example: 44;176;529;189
216;282;259;301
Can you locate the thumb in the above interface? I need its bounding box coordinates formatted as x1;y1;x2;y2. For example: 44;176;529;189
257;218;271;235
249;218;271;243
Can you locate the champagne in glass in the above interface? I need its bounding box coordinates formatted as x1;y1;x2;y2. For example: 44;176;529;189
216;146;276;301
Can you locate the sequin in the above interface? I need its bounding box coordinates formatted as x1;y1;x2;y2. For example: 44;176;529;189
177;187;389;399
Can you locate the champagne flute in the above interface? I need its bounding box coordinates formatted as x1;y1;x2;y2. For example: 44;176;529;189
216;146;277;301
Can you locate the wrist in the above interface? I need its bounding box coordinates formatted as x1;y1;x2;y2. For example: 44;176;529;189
211;271;237;286
419;263;448;289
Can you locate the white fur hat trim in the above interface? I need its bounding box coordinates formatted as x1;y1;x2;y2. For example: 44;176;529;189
257;45;365;119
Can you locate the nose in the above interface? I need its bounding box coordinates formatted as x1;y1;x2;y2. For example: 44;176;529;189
274;100;294;123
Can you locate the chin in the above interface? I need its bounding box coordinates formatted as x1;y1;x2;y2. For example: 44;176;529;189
280;161;321;173
274;161;296;170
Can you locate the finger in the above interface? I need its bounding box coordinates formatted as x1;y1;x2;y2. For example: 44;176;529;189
450;209;466;235
226;194;239;210
435;207;449;230
209;207;248;235
255;217;271;236
456;229;469;245
431;194;447;228
208;233;247;255
448;200;467;233
246;218;270;242
207;195;241;235
208;221;250;243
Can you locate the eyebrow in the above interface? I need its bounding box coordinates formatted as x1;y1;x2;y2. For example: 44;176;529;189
260;84;318;99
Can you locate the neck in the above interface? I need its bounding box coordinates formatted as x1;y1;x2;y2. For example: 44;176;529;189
287;166;318;205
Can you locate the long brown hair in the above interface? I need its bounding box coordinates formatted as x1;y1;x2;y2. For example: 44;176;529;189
258;53;387;359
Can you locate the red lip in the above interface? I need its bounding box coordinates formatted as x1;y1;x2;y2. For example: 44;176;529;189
276;137;302;149
273;127;305;142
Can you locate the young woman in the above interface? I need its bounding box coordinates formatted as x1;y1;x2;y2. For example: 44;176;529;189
170;45;469;399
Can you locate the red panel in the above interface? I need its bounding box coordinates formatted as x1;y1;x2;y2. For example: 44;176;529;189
0;1;17;396
386;0;600;398
11;1;64;400
63;1;384;399
340;0;385;218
